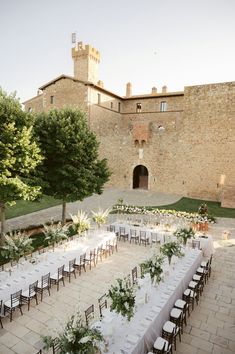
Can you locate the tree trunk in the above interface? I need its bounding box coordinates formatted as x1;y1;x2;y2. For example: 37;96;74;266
62;200;67;225
0;202;6;245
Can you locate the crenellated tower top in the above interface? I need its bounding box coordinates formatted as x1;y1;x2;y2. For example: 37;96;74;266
72;41;100;83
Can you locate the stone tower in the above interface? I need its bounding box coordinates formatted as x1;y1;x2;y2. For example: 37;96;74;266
72;41;100;84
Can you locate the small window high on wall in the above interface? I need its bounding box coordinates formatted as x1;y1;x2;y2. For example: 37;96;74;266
50;95;54;104
98;93;101;105
136;103;142;113
160;101;167;112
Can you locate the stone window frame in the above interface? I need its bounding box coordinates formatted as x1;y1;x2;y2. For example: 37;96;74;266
160;101;167;112
136;103;142;113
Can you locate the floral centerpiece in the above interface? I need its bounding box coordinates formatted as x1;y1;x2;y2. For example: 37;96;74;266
42;311;104;354
140;254;164;284
44;221;68;248
91;208;110;228
70;210;90;235
112;204;216;223
160;241;184;265
198;203;208;215
174;227;195;245
0;231;33;263
108;277;136;321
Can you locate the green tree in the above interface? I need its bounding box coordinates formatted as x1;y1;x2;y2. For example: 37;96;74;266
0;89;43;242
34;108;111;224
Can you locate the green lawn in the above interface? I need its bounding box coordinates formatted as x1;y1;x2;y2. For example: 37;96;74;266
5;195;235;221
5;195;62;219
149;197;235;218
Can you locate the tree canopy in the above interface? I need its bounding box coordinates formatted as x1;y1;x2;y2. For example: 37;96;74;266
34;108;111;223
0;89;43;241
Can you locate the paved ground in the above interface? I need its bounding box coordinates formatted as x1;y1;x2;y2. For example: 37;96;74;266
6;188;181;232
0;189;235;354
176;220;235;354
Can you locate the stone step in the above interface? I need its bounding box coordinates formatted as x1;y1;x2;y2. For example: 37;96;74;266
221;185;235;208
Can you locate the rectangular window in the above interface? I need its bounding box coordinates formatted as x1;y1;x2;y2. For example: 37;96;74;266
98;93;101;105
160;101;167;112
110;102;113;109
50;95;54;104
28;107;32;112
136;103;142;113
118;102;121;112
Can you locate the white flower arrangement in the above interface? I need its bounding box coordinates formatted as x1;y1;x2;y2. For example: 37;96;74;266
108;277;136;321
1;231;33;263
141;254;164;284
91;208;110;228
43;311;104;353
112;204;216;223
70;210;90;235
160;241;184;265
174;227;195;245
43;221;68;247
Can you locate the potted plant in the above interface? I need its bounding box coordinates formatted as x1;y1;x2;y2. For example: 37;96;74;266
43;311;104;354
160;241;184;265
0;231;33;263
174;227;195;245
108;277;136;321
70;210;90;235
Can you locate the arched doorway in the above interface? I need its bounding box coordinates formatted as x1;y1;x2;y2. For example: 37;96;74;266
133;165;148;189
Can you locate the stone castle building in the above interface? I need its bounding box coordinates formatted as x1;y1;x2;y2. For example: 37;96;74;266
24;41;235;207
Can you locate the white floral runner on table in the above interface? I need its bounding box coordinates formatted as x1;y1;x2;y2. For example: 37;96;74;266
0;231;116;303
95;249;202;354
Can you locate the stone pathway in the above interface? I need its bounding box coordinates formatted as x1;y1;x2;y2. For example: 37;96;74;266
176;220;235;354
0;242;151;354
5;188;181;232
1;189;235;353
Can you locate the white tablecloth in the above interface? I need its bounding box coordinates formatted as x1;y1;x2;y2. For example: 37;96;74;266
0;231;115;303
112;222;173;244
97;249;202;354
195;234;214;257
112;222;214;257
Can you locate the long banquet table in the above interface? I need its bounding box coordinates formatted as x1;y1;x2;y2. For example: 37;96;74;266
0;231;115;303
112;222;214;257
96;249;203;354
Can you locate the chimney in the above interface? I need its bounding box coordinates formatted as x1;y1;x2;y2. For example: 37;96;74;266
97;80;104;88
126;82;132;97
162;85;167;93
151;87;157;94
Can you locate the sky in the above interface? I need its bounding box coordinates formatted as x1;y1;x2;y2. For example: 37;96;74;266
0;0;235;103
